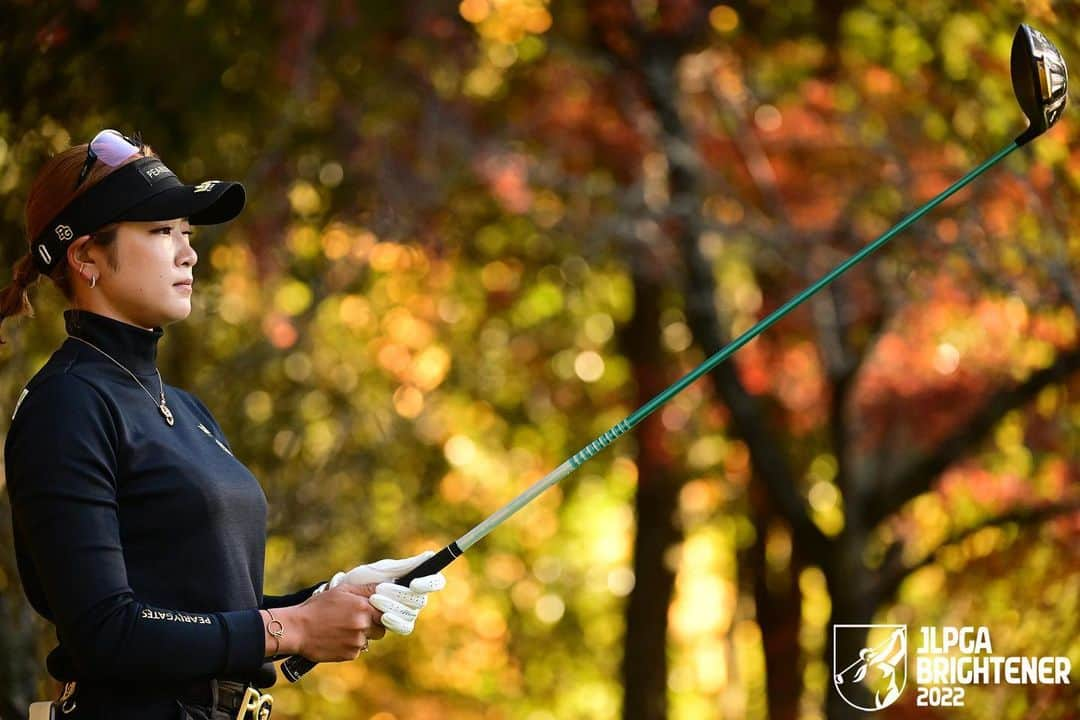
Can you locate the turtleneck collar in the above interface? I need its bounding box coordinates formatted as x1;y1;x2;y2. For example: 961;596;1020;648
64;309;165;376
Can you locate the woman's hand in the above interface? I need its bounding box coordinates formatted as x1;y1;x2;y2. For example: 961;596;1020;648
277;584;387;662
315;550;447;635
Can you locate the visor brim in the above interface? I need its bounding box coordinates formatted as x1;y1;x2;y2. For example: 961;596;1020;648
118;181;246;226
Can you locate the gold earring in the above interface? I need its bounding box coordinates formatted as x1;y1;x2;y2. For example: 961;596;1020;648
89;275;97;289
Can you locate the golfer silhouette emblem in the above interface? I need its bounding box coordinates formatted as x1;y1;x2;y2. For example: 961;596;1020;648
833;625;907;711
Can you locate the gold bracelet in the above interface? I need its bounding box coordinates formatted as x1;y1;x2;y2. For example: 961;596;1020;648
265;608;286;655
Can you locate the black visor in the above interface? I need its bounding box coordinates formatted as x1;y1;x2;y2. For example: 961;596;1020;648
33;157;245;274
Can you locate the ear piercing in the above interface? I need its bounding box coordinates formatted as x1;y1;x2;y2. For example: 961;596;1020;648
79;261;98;289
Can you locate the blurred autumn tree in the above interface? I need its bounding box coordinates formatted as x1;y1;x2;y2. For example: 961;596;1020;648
0;2;1077;720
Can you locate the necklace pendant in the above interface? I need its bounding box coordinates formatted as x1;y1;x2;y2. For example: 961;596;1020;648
160;402;175;426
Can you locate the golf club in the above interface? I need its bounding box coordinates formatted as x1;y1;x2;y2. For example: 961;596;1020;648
283;23;1067;682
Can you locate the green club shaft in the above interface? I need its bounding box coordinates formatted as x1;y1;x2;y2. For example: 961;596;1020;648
283;140;1021;683
456;140;1020;552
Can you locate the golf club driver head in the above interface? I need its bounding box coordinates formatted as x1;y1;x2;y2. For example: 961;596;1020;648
1012;24;1068;144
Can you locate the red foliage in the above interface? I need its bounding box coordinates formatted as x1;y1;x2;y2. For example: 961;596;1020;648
35;22;70;52
520;59;645;181
475;151;533;214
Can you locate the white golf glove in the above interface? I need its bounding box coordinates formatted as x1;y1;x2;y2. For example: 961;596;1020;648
313;550;446;635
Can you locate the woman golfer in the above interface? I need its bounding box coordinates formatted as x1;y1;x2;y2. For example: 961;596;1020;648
1;129;446;719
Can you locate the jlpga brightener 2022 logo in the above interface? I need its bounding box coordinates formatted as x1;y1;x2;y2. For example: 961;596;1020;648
833;625;907;711
833;624;1072;711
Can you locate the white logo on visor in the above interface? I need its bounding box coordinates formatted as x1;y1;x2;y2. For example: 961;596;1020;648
194;181;220;193
55;225;73;242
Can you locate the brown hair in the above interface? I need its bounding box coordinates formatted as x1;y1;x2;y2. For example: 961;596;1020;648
0;139;157;344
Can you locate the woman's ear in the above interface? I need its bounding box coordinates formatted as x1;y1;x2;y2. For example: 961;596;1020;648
66;234;95;271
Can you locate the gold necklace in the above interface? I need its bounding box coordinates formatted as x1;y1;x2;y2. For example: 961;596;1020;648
69;336;175;426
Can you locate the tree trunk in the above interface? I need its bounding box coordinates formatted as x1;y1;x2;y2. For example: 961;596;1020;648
750;500;805;720
620;258;683;720
632;33;823;720
823;529;879;720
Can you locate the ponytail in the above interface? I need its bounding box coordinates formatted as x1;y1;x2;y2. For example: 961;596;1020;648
0;253;45;345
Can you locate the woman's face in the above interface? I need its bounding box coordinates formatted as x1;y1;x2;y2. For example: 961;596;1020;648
71;218;198;330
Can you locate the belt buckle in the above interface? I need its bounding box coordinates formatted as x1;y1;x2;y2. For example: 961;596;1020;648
235;686;273;720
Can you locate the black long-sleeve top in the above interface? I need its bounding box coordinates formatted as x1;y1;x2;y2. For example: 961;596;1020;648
4;309;324;695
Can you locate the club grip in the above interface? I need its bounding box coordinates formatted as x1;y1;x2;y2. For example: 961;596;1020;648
281;542;463;683
394;542;461;587
281;655;315;682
